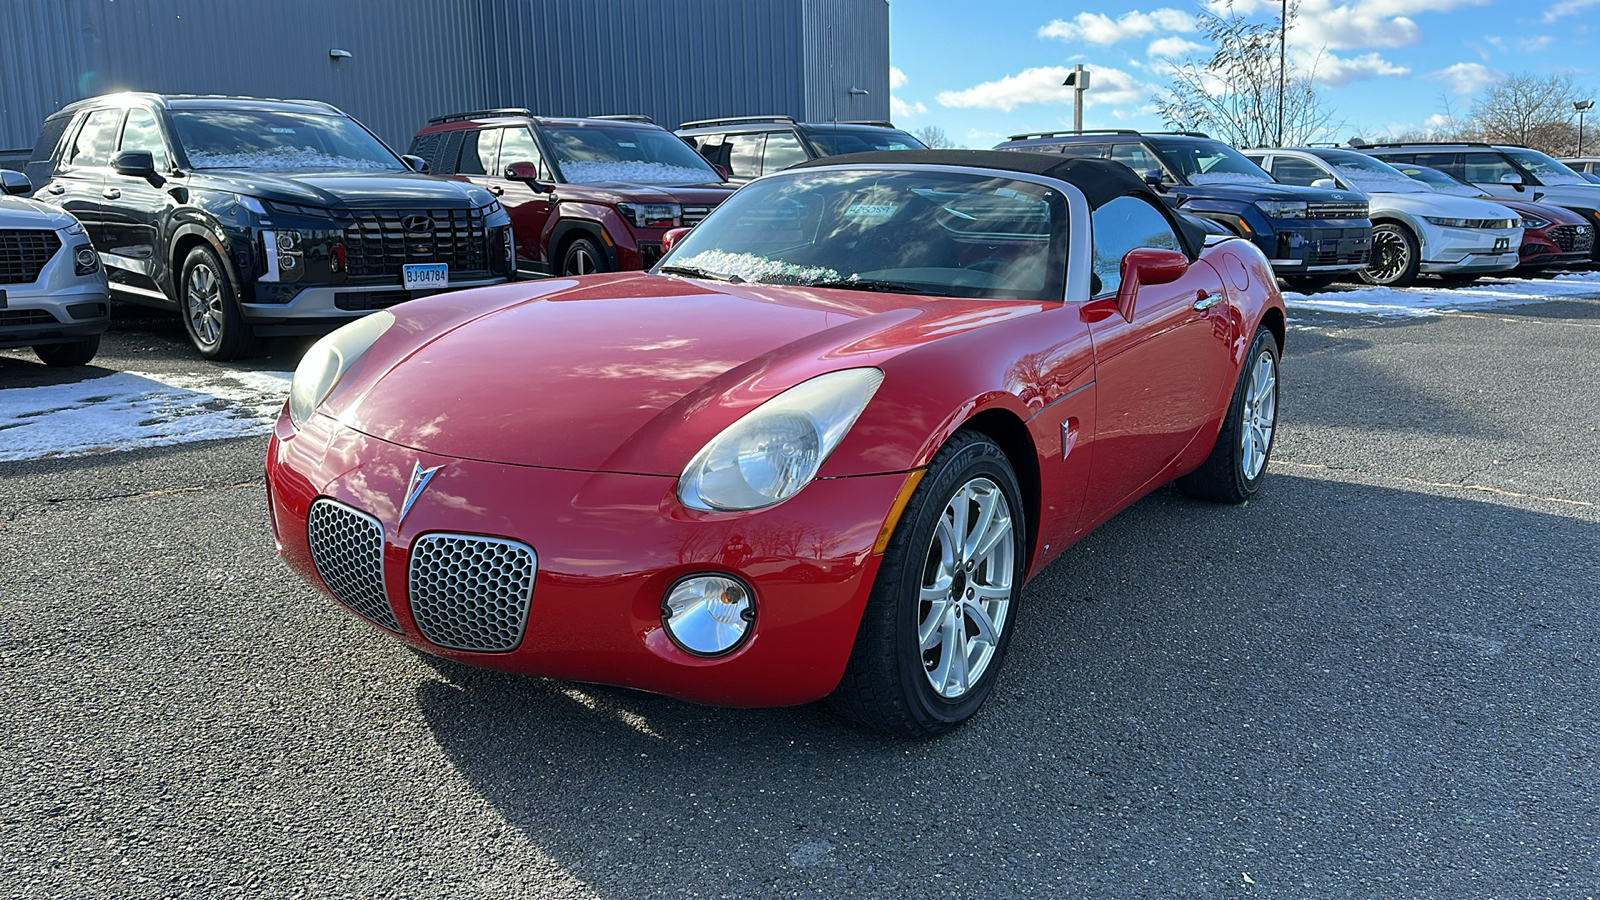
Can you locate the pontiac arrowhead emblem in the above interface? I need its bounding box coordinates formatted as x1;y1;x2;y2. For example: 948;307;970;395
400;461;443;526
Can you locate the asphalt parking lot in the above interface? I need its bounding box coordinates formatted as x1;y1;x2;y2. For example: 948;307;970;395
3;286;1599;899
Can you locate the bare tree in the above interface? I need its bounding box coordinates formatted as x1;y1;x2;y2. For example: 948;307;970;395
1154;0;1335;147
1470;72;1582;154
911;125;957;149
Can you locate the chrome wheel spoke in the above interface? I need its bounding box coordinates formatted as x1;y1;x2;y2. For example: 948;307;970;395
917;474;1015;700
961;489;999;560
918;599;949;650
964;601;1000;646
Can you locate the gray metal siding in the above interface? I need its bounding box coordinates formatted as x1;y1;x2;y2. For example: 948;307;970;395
0;0;888;152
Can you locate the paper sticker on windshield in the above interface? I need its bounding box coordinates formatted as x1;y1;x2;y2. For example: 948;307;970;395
270;128;297;134
846;203;899;219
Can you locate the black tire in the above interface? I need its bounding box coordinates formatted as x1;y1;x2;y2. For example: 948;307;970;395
1282;274;1339;292
179;244;254;361
1359;222;1420;287
1435;274;1481;287
559;236;609;276
33;336;100;367
828;430;1026;738
1177;326;1279;505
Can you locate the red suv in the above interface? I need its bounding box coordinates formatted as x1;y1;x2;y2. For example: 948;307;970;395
409;110;735;276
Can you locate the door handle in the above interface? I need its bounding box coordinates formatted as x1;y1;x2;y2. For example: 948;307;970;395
47;185;65;195
1193;290;1223;311
102;188;121;200
487;184;504;196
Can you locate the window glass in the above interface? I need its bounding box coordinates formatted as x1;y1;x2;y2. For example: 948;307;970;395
1051;142;1114;161
1147;137;1274;184
1461;152;1518;183
1090;195;1183;297
170;109;402;171
1500;147;1587;185
119;108;170;170
805;128;926;156
456;128;501;176
68;109;123;168
543;123;720;184
762;132;808;173
1407;153;1460;177
1108;142;1165;181
408;132;443;171
1269;157;1329;187
724;133;764;179
497;127;548;179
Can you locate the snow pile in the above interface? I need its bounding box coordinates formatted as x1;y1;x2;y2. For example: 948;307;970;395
1283;269;1600;317
559;161;714;185
0;369;290;462
1331;165;1425;193
1188;172;1272;185
187;149;396;171
673;250;841;285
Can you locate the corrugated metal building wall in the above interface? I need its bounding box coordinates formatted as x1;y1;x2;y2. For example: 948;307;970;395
0;0;889;154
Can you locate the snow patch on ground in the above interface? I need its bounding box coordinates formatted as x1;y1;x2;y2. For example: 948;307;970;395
1284;270;1600;317
0;370;290;462
559;161;716;186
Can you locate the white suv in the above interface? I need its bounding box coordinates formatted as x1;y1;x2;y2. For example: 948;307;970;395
1245;147;1522;287
1;170;109;366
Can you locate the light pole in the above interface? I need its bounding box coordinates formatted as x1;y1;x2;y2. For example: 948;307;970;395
1063;65;1091;134
1277;0;1287;146
1576;100;1595;156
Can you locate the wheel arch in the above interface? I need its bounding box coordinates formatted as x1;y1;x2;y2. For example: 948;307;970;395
549;220;616;271
946;406;1042;575
169;224;242;301
1258;305;1286;354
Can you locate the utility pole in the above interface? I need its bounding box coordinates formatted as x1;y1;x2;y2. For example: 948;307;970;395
1063;65;1091;134
1277;0;1287;146
1577;100;1594;156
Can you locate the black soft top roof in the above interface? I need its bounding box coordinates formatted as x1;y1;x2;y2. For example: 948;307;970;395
792;149;1207;256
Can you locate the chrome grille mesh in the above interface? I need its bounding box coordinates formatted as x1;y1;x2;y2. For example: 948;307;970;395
306;500;400;632
681;205;716;227
408;534;535;653
1549;224;1594;254
337;207;490;279
1306;203;1368;219
0;229;62;284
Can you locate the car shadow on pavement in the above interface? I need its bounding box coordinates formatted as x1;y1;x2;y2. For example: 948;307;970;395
412;474;1600;898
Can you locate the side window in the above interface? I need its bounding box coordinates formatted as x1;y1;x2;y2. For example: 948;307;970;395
724;133;764;178
1053;142;1115;161
1269;157;1328;187
408;132;443;170
762;131;808;173
1090;195;1184;298
457;128;501;176
497;127;548;179
68;108;123;168
1108;142;1159;172
1462;152;1515;183
1410;152;1462;178
118;108;170;170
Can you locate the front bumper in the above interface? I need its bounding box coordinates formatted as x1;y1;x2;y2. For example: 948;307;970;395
1267;224;1372;273
1418;226;1522;274
241;277;509;335
266;413;907;707
0;240;110;349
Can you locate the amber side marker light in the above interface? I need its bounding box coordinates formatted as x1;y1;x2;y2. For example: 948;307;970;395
873;469;927;554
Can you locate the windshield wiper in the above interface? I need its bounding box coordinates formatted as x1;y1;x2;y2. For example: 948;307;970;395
798;278;924;294
658;265;745;283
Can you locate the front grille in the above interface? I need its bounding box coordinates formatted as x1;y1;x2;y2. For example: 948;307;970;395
0;309;60;326
306;499;400;632
1306;203;1368;220
334;290;413;311
339;207;490;280
408;533;536;653
681;205;716;227
0;229;62;285
1549;224;1595;254
1305;248;1370;266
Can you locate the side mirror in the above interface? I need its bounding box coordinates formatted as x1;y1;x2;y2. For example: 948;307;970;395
1115;248;1190;321
401;154;429;174
506;161;553;192
661;227;693;253
1500;173;1523;185
112;149;165;187
1142;170;1167;192
713;164;731;181
1311;177;1337;190
0;170;32;196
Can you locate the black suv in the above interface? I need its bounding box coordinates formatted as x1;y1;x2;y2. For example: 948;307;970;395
27;94;514;360
994;130;1372;287
676;117;927;185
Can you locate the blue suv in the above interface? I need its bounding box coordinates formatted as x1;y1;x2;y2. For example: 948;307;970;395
996;130;1373;288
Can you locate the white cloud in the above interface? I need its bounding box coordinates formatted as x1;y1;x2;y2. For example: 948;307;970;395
936;65;1153;111
1148;36;1208;57
1517;35;1554;52
889;67;908;89
890;96;928;119
1209;0;1489;50
1428;61;1502;94
1039;9;1196;45
1542;0;1600;21
1308;50;1410;86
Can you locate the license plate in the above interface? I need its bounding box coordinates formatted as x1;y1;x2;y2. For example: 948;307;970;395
1493;237;1510;252
403;263;448;290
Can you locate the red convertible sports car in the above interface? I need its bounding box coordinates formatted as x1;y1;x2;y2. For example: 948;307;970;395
266;150;1285;736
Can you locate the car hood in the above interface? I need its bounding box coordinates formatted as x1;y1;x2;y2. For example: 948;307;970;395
555;182;736;205
328;273;1049;474
188;170;493;209
0;195;79;229
1512;183;1600;209
1495;198;1590;225
1374;193;1518;221
1175;181;1360;204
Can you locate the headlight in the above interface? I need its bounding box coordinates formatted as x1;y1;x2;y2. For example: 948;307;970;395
1520;215;1551;229
62;222;86;236
617;202;682;228
1424;217;1469;227
1254;200;1308;218
287;311;395;427
678;368;885;511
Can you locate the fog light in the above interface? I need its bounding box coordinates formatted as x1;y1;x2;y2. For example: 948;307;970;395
73;245;99;275
662;574;755;656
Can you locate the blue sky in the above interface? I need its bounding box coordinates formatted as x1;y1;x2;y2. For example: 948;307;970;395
886;0;1599;147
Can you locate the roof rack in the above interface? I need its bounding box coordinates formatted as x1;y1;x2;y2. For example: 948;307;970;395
1356;140;1495;148
677;115;798;130
589;114;654;124
837;120;898;128
427;108;534;125
1005;129;1139;140
1147;130;1212;138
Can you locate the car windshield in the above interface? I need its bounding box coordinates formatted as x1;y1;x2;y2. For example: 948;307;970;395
170;109;403;171
1501;147;1589;186
1308;149;1428;193
1149;138;1274;185
543;124;720;185
806;128;929;156
660;169;1067;302
1394;164;1490;197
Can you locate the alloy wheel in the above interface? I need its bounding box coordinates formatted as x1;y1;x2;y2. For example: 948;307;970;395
186;263;223;346
565;245;597;275
1240;348;1277;480
1368;228;1411;284
918;476;1015;699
